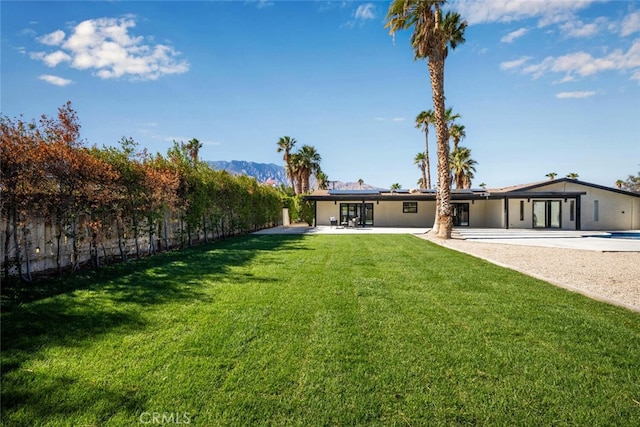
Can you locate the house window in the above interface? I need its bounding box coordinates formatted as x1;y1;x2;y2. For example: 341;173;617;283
569;200;575;221
594;200;599;222
519;200;525;221
403;202;418;213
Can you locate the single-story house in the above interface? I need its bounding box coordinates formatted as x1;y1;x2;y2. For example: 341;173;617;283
304;178;640;231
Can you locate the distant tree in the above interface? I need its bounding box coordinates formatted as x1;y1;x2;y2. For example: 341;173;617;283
415;110;435;189
619;170;640;193
414;152;427;189
358;178;364;189
276;136;297;191
316;170;329;190
546;172;558;180
293;145;322;194
566;172;579;179
479;182;487;190
185;138;203;164
615;179;624;189
390;183;402;192
450;146;477;189
449;122;466;151
386;1;467;239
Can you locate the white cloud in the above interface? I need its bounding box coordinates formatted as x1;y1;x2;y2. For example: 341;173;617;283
30;17;189;81
42;50;72;67
355;3;375;20
453;0;594;25
555;91;596;99
391;117;406;122
500;56;531;70
38;74;72;86
620;11;640;37
559;17;608;38
501;27;528;43
244;0;273;8
505;40;640;82
38;29;65;46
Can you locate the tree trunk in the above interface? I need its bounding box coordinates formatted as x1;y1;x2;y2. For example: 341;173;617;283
429;53;452;239
71;215;79;271
4;206;12;279
133;214;141;259
424;131;432;189
163;214;170;251
116;217;127;262
21;222;32;282
11;206;24;280
55;215;63;275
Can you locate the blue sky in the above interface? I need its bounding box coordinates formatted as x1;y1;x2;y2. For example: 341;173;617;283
2;0;639;189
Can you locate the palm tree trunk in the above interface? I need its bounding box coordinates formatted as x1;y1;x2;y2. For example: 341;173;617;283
429;53;452;239
424;131;432;189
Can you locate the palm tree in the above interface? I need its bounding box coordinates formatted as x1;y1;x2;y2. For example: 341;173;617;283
415;110;435;189
289;152;303;195
276;136;297;190
414;152;427;189
566;172;579;179
386;1;467;239
546;172;558;180
185;138;202;164
358;178;364;189
390;183;402;192
295;145;322;194
316;170;329;190
450;146;477;189
449;123;465;151
615;179;624;189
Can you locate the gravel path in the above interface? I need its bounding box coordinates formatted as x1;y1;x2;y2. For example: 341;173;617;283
418;234;640;313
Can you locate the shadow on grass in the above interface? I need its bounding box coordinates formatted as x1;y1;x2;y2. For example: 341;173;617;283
1;234;307;423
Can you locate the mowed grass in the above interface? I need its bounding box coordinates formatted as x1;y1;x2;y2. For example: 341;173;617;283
2;234;639;426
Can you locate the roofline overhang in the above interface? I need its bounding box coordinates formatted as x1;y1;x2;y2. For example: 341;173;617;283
304;191;587;202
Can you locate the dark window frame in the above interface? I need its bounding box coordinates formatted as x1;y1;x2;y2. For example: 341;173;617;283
403;201;418;213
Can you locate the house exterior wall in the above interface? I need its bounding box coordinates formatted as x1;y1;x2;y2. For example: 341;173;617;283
523;182;640;230
476;199;504;228
315;200;435;227
311;181;639;231
374;200;435;227
506;198;577;230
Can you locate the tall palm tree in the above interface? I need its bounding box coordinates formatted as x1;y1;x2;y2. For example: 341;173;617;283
546;172;558;180
289;152;303;195
415;110;435;189
295;145;322;194
450;146;477;189
390;183;402;192
449;123;465;151
414;152;427;189
566;172;579;179
386;1;467;239
276;136;297;190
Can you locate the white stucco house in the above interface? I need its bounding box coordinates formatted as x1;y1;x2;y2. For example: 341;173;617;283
305;178;640;231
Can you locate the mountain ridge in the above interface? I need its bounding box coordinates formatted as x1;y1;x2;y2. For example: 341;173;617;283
207;160;380;190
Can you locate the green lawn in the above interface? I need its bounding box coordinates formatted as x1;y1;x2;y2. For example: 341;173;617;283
2;234;639;426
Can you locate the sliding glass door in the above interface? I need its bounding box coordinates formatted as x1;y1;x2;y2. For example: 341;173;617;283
533;200;561;228
340;203;373;226
452;203;470;226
